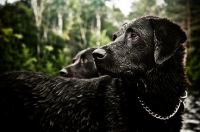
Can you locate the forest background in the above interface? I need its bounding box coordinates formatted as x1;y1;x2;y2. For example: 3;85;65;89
0;0;199;86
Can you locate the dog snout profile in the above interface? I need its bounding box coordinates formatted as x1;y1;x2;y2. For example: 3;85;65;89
92;48;107;59
60;68;68;77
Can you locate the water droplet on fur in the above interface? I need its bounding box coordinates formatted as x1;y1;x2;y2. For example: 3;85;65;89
77;95;83;97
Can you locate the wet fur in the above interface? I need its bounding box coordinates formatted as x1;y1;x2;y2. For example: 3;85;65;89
0;16;187;132
93;15;187;131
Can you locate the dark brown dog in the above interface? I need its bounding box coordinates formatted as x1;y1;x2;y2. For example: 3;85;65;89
60;48;99;79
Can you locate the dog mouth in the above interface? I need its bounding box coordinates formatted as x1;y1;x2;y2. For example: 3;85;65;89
60;70;85;79
95;63;133;78
70;72;86;79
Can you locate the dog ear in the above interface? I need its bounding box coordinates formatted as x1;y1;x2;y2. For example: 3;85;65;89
149;18;187;64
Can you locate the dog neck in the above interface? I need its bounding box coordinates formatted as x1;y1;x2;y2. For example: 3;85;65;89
137;77;187;120
124;45;187;120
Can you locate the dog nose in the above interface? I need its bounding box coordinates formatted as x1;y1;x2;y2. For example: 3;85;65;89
60;68;68;77
92;49;106;59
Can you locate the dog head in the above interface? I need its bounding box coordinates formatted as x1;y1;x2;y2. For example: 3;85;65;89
93;16;187;77
60;48;99;79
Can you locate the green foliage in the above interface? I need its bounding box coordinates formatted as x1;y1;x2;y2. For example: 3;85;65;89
0;27;36;73
163;0;187;22
186;0;200;83
89;30;111;48
128;0;163;19
186;48;200;83
37;49;70;76
0;2;37;54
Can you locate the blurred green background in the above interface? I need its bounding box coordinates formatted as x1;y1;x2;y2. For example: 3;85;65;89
0;0;199;86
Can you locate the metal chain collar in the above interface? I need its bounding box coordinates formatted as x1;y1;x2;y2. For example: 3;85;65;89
137;91;187;120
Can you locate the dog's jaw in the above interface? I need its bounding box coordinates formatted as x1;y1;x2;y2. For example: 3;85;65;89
94;63;137;78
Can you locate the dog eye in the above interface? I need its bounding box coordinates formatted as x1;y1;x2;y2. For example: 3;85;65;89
81;59;88;64
131;33;139;40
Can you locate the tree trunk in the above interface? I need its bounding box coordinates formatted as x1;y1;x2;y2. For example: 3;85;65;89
96;13;101;36
30;0;45;63
77;15;87;46
57;13;63;35
96;13;101;47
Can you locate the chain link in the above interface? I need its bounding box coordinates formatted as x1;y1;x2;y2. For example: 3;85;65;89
137;96;183;120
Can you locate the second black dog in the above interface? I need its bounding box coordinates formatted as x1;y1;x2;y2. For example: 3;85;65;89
60;48;99;79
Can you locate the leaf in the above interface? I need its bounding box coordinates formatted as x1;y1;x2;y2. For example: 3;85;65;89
45;45;54;51
2;28;13;35
14;34;23;39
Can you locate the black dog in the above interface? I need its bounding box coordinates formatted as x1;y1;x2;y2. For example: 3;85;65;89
60;48;98;79
0;16;187;132
92;15;187;131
